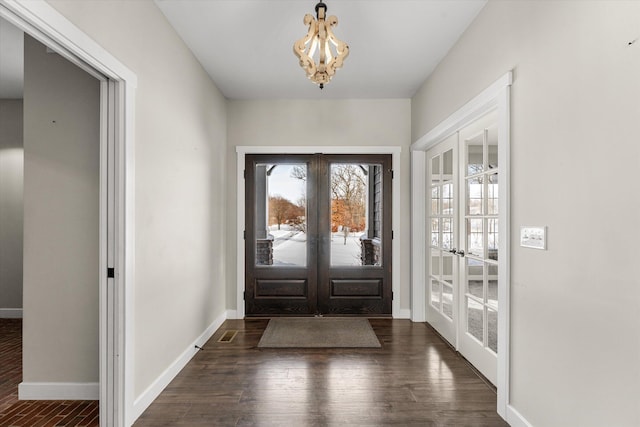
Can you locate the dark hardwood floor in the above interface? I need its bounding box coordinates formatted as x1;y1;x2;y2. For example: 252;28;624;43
134;319;509;426
0;318;99;427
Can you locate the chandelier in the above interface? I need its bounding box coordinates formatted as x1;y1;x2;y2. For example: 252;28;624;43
293;1;349;89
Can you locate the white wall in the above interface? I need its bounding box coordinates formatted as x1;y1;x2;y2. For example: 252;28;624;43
23;35;100;383
46;0;228;398
226;99;412;313
412;1;640;426
0;99;23;312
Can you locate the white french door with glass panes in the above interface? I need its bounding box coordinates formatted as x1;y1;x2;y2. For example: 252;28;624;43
458;111;499;385
426;110;499;385
426;134;458;345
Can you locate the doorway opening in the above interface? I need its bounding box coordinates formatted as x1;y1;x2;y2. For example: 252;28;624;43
245;154;392;316
0;2;137;425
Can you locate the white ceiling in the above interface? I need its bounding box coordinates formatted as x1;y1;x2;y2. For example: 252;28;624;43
0;17;24;99
155;0;486;99
0;1;486;101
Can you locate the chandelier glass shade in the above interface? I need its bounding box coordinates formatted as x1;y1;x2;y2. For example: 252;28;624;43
293;1;349;89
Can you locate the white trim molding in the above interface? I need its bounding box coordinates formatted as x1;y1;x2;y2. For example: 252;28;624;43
0;308;23;318
131;310;230;423
236;146;403;319
410;71;512;421
507;405;534;427
394;308;411;319
18;382;99;400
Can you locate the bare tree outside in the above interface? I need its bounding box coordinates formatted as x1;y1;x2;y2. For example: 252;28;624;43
330;164;367;234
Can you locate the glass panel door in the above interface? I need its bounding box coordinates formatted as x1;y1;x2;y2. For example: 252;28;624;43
318;154;392;315
245;154;392;316
458;110;499;385
244;154;318;316
425;134;458;345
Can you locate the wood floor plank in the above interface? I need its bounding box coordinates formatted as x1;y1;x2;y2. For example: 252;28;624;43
134;319;509;426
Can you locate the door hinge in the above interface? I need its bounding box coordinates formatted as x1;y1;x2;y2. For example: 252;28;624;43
243;291;246;300
243;169;246;179
392;291;394;300
390;169;394;179
392;230;394;239
107;267;115;278
243;230;246;240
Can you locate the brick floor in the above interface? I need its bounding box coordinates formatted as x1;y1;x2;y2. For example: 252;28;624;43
0;319;99;427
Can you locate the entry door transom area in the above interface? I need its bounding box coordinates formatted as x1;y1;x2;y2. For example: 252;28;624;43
245;154;392;316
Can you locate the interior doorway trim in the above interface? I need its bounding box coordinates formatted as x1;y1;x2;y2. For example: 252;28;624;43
0;1;137;426
410;71;512;419
236;146;402;319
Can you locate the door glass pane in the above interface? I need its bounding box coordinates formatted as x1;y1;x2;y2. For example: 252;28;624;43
442;183;453;214
430;249;440;277
467;176;483;215
467;297;483;342
443;149;453;178
430;218;439;247
488;173;498;215
431;186;439;215
487;307;498;353
487;264;498;309
466;258;483;299
442;284;453;319
255;163;307;266
467;218;484;258
488;218;498;261
466;138;483;175
442;218;453;250
431;155;440;181
442;254;453;285
431;279;441;309
330;163;382;266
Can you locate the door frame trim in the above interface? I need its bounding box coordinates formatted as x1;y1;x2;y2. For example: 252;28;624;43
236;146;402;319
410;71;512;418
0;1;137;425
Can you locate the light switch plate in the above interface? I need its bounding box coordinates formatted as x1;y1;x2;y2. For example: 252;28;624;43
520;226;546;250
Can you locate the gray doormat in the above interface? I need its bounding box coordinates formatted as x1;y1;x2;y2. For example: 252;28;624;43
258;317;381;348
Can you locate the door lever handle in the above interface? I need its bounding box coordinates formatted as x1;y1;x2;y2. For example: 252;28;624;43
456;250;465;257
448;248;458;254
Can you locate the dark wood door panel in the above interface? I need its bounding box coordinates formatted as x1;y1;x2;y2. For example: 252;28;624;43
331;279;382;297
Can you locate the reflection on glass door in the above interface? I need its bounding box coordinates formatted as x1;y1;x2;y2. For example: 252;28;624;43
459;111;499;385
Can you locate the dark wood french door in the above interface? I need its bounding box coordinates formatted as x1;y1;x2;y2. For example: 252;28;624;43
245;154;392;316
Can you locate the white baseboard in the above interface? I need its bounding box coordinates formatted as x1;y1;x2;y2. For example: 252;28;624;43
18;382;99;400
226;309;239;319
131;309;230;423
0;308;23;318
506;404;533;427
394;308;411;319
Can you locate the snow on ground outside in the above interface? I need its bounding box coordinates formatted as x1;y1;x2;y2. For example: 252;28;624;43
267;224;363;266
